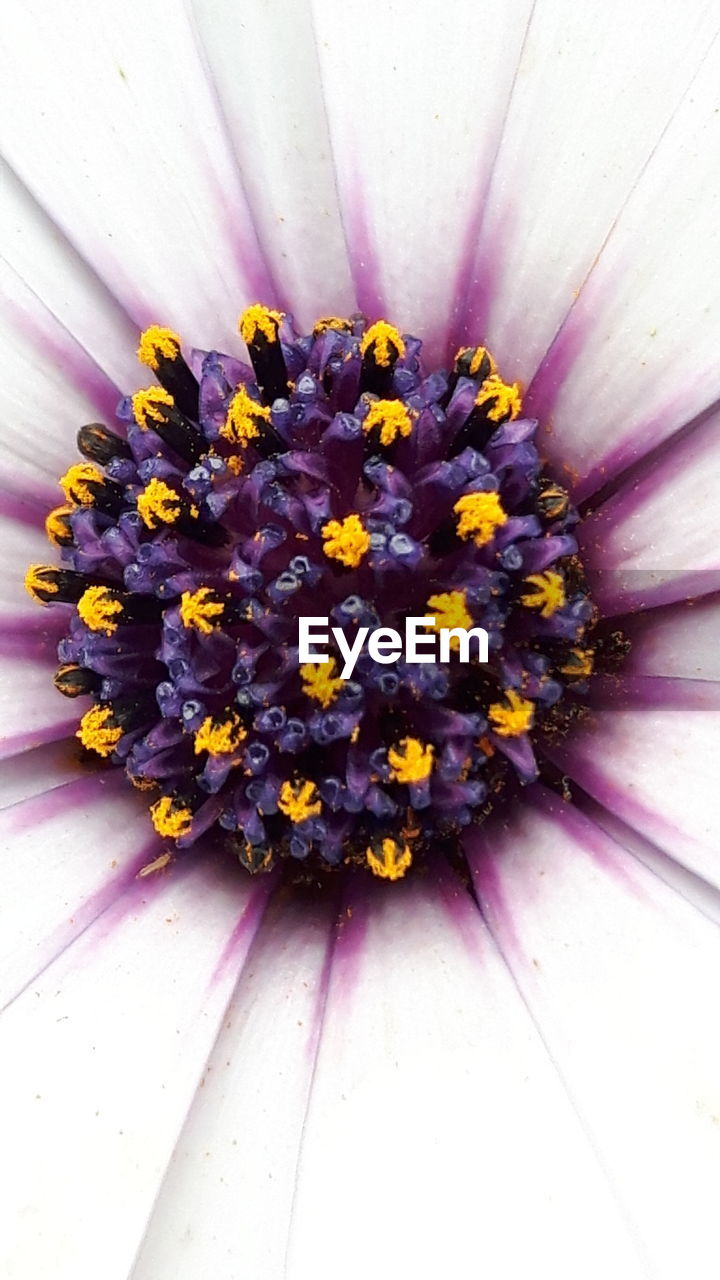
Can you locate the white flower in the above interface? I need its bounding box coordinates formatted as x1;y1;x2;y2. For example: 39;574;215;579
0;2;720;1278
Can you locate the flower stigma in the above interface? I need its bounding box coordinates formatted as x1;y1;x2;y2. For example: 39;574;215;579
26;307;616;883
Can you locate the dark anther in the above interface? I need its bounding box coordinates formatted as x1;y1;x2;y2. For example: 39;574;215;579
144;402;205;466
53;664;102;698
152;351;200;422
77;423;132;466
448;403;500;458
535;481;570;523
244;327;290;407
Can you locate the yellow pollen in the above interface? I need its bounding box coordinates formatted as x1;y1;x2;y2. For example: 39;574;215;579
366;837;413;881
388;737;434;784
77;585;124;635
77;704;123;757
559;647;594;677
238;303;284;345
221;385;271;445
277;779;322;824
59;463;103;506
300;658;345;708
179;587;225;635
194;713;247;756
225;454;245;476
313;316;352;336
426;590;472;647
521;570;567;619
45;505;74;546
453;491;508;547
475;374;522;423
24;564;57;603
360;320;406;367
488;689;535;738
149;796;193;839
321;514;370;568
132;386;175;430
363;399;414;446
136;478;183;530
454;345;498;378
136;325;182;372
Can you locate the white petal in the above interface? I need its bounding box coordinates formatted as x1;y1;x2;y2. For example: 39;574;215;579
0;246;124;489
0;857;272;1280
0;739;83;811
191;0;354;327
581;408;720;613
0;656;76;758
0;777;151;1005
524;35;720;496
284;871;642;1279
132;893;336;1280
460;0;720;379
469;795;720;1280
546;705;720;889
0;0;274;347
312;0;536;364
0;509;54;618
0;158;140;394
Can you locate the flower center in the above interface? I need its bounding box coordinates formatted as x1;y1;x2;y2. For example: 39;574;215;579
26;307;603;881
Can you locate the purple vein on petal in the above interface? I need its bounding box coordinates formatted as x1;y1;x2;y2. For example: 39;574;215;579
9;291;123;421
571;790;720;928
525;34;720;480
0;153;142;335
586;674;720;711
0;613;67;660
448;0;539;358
0;483;59;528
183;3;284;308
0;834;164;1014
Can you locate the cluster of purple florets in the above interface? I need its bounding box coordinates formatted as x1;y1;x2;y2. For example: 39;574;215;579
27;309;597;879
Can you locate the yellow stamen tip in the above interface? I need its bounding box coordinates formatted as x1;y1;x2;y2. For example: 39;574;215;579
221;385;271;445
44;505;74;547
299;658;345;709
179;588;225;635
453;491;508;547
77;704;123;757
194;713;247;756
136;478;183;530
24;564;57;604
132;386;175;430
321;513;370;569
475;373;522;423
521;570;567;619
238;303;284;346
363;399;414;446
137;325;182;372
559;647;594;677
366;837;413;881
312;316;353;337
455;345;498;378
488;689;535;738
149;796;193;839
388;737;434;785
59;462;103;506
426;590;473;643
360;320;406;366
277;778;322;824
77;585;124;635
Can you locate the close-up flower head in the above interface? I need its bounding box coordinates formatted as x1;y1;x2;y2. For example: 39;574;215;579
1;1;720;1277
